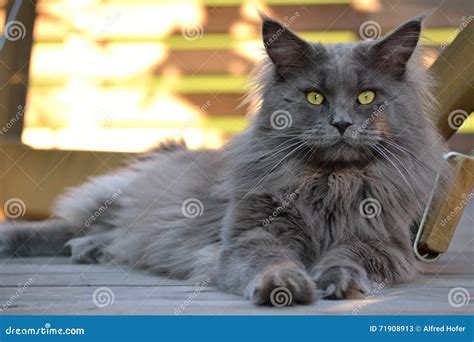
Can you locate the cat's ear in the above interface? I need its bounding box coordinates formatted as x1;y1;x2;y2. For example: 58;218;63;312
262;17;313;75
369;18;422;78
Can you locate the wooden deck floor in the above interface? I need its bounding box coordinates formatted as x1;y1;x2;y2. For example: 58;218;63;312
0;202;472;315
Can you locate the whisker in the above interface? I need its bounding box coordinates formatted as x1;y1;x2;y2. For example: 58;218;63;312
373;145;418;199
379;139;450;183
377;144;421;187
235;136;302;165
243;142;307;199
238;139;304;175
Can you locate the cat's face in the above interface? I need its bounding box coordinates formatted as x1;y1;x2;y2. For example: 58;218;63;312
257;18;423;165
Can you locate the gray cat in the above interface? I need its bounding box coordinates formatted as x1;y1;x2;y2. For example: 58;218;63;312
0;16;451;305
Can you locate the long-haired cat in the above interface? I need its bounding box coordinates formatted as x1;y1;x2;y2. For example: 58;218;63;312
0;16;450;305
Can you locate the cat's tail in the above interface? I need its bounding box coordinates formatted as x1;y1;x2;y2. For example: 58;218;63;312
0;219;79;257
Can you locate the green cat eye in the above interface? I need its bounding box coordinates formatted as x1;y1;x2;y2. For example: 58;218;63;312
357;90;376;105
306;91;324;105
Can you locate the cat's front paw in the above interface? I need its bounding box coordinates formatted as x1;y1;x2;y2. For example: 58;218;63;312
67;236;109;264
246;262;316;306
313;266;372;300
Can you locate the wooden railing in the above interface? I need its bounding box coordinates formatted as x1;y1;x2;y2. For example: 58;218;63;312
430;21;473;139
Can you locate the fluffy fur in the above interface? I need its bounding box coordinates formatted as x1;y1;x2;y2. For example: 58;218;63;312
0;17;451;305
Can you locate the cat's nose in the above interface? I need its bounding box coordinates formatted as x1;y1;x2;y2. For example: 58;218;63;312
330;119;353;135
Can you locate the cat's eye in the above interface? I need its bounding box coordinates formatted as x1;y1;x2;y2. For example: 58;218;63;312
306;91;324;105
357;90;376;105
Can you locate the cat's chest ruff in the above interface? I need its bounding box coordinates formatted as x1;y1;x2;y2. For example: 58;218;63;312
291;169;374;240
298;168;368;203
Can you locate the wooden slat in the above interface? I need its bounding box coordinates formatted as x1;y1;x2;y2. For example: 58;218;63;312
184;94;247;116
33;28;457;46
0;143;129;219
0;270;195;286
30;75;248;93
1;284;471;315
204;4;359;32
419;154;474;254
35;31;360;46
429;21;473;139
98;117;247;131
153;50;253;75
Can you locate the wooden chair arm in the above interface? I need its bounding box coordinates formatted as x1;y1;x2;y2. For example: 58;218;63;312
429;21;474;140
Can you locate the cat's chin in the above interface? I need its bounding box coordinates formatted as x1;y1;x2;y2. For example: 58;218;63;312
310;157;373;170
305;143;376;169
315;158;373;170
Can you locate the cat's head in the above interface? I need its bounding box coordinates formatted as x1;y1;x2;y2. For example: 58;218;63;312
252;16;430;166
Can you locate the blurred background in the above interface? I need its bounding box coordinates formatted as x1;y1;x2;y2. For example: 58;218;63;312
0;0;472;153
0;0;472;219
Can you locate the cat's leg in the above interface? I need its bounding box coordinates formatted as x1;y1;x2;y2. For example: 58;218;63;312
66;230;117;264
217;200;316;306
310;239;417;299
0;220;78;257
219;235;316;305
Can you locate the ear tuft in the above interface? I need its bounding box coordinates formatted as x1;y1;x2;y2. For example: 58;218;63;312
370;18;422;78
262;18;313;75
